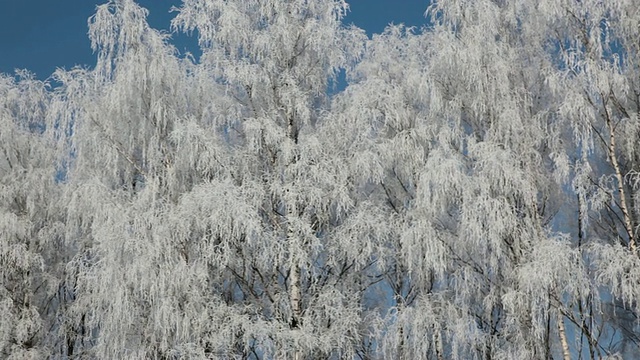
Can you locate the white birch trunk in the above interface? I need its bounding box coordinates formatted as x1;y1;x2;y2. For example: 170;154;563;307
606;112;635;253
557;312;571;360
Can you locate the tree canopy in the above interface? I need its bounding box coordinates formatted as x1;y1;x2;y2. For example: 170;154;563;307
2;0;640;359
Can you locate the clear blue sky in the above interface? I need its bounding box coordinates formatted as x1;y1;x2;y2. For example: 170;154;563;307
0;0;431;79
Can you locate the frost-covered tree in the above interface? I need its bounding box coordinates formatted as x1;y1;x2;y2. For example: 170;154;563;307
0;72;71;358
546;0;640;356
341;10;575;358
47;0;388;358
338;0;640;358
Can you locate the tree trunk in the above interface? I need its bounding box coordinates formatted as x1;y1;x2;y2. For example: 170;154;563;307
605;111;636;253
288;201;303;360
557;312;571;360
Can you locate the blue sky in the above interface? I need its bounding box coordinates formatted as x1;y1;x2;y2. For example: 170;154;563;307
0;0;431;80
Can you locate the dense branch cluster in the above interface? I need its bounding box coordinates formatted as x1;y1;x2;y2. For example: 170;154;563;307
2;0;640;358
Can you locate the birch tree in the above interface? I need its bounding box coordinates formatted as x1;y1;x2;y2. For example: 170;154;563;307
0;72;70;359
339;0;593;358
49;0;384;358
546;0;640;356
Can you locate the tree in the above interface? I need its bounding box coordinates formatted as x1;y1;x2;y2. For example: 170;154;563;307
338;0;640;358
0;71;71;359
49;0;386;358
340;6;574;356
548;0;640;356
